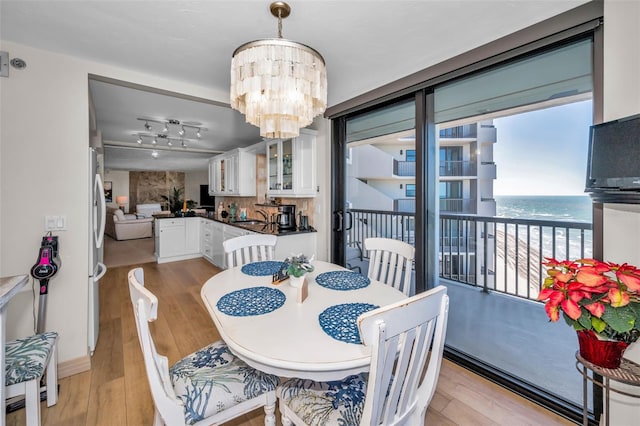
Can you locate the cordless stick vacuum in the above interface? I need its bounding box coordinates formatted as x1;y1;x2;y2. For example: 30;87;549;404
30;233;60;333
6;233;61;413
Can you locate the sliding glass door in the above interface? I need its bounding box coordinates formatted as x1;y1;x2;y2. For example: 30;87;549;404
331;34;597;421
332;98;417;280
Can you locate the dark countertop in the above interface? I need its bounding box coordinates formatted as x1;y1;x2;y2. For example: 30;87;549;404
154;213;316;236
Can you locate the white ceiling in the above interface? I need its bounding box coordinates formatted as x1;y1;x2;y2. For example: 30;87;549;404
89;78;262;171
1;0;590;171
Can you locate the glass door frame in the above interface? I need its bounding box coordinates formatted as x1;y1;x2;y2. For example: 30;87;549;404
330;90;438;295
328;15;603;421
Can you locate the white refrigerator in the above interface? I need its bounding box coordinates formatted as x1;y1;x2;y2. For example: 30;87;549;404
89;148;107;354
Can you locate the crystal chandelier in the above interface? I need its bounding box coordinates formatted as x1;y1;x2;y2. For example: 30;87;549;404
230;1;327;139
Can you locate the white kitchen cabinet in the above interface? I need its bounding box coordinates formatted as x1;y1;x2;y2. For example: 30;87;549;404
156;217;202;264
226;153;238;193
266;128;317;197
211;220;224;267
163;216;318;269
208;148;256;196
200;218;214;260
185;217;200;254
157;218;185;259
208;158;219;196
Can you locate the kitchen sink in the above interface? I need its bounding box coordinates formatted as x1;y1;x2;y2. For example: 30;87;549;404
234;220;267;225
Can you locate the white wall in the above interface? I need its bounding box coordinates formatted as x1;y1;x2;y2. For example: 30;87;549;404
1;43;93;364
185;169;208;204
376;144;414;161
602;1;640;423
311;116;331;262
350;144;394;178
348;177;394;211
0;40;292;368
104;169;130;212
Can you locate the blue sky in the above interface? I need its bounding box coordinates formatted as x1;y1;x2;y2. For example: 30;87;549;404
493;100;593;196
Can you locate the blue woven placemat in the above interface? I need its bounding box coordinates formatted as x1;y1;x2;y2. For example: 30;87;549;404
315;271;371;290
318;303;379;344
241;261;286;276
217;287;286;316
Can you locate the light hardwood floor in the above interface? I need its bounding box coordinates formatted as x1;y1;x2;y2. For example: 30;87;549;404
7;258;574;425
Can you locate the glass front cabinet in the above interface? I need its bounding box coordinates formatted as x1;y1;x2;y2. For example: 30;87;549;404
266;129;317;198
208;148;256;196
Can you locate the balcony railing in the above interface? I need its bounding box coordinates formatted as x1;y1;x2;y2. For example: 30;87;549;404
393;160;416;176
346;209;592;302
394;198;416;212
440;197;476;213
348;209;416;248
440;160;476;176
440;213;592;300
439;125;477;139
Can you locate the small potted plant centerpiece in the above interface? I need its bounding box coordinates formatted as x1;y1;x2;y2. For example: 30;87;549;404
538;257;640;368
285;254;314;288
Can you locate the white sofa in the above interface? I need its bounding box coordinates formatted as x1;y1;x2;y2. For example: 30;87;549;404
136;203;163;218
111;209;154;240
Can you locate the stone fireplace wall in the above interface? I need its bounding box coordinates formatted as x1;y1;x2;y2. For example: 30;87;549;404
129;171;185;211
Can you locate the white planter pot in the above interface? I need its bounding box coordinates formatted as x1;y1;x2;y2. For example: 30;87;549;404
289;275;305;288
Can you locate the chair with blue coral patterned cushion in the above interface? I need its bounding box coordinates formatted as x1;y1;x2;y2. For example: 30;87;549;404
278;285;449;426
127;268;279;426
223;234;277;268
5;331;58;426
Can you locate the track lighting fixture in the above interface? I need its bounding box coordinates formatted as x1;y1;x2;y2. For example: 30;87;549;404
133;132;199;148
151;150;159;158
136;118;207;141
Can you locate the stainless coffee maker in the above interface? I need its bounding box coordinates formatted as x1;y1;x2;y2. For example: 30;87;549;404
276;204;296;231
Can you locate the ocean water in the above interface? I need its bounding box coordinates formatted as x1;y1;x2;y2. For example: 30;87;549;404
495;195;592;223
494;195;593;261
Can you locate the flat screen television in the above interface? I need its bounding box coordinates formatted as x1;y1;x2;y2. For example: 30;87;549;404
585;114;640;194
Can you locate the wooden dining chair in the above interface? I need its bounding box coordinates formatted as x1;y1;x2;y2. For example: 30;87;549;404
223;234;277;268
364;237;415;296
278;285;449;426
127;268;279;426
5;332;58;426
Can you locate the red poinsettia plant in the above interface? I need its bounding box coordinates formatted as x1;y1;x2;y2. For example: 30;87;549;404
538;258;640;344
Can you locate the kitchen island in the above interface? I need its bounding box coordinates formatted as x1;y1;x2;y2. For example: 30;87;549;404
154;214;317;267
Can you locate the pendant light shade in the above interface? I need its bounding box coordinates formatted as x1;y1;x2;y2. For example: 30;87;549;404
230;2;327;139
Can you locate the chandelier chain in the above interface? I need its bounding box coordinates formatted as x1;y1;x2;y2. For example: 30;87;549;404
277;10;283;38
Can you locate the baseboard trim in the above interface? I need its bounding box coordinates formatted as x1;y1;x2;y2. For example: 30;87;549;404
57;354;91;379
156;253;202;264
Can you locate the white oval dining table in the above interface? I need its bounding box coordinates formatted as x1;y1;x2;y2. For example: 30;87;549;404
200;260;407;381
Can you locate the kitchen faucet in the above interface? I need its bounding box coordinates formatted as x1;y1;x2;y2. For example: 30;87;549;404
256;209;269;223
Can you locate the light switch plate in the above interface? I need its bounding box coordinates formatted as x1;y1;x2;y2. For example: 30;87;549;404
0;51;9;77
45;215;67;231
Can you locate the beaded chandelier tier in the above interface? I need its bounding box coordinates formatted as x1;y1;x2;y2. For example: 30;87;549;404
230;1;327;139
